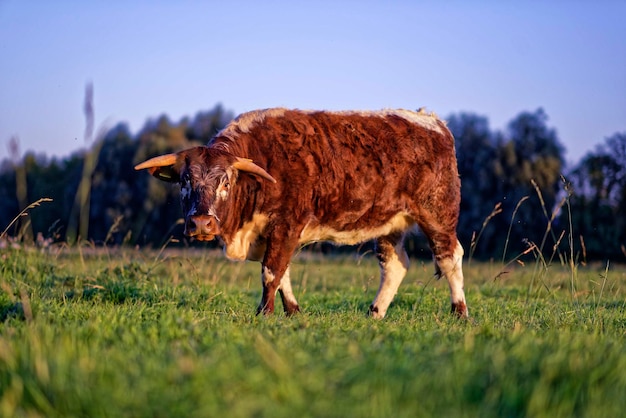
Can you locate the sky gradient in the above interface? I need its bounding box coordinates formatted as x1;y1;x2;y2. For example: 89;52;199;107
1;1;625;165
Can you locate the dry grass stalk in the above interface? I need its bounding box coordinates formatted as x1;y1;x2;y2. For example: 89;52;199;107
1;198;53;240
469;202;502;265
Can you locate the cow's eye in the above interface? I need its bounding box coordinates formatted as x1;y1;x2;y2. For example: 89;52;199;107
216;179;230;200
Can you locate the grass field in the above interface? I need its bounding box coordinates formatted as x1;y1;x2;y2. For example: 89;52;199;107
1;244;625;417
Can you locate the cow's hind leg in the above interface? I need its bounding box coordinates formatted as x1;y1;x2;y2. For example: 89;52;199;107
418;218;468;317
434;239;467;317
410;169;469;318
369;233;409;319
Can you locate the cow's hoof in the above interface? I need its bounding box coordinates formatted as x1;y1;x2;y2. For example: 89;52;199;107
284;305;301;317
368;305;385;319
451;301;469;318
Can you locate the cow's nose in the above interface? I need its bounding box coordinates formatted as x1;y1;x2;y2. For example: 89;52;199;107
184;215;220;238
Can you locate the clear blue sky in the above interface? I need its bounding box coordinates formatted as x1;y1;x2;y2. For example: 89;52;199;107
1;0;624;165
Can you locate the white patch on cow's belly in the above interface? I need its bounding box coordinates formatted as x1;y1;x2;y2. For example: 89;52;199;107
225;213;269;261
299;212;415;245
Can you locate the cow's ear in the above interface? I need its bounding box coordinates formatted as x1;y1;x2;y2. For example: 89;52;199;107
232;157;277;183
134;153;181;183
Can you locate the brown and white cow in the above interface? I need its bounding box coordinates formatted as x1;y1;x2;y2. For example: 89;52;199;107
135;108;468;318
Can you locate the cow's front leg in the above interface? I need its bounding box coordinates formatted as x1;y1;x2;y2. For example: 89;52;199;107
278;266;300;315
257;265;281;315
257;266;301;315
256;228;300;315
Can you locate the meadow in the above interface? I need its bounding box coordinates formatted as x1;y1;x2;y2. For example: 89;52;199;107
1;243;625;417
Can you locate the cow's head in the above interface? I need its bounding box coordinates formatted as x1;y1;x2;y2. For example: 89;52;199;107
135;146;276;241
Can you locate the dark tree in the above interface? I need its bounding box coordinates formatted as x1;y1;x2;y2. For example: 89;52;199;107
447;113;500;257
566;132;626;261
0;104;233;246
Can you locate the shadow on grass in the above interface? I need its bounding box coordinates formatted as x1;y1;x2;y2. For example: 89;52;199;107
0;301;26;322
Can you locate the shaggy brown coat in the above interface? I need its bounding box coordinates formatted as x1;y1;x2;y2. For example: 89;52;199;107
135;108;468;318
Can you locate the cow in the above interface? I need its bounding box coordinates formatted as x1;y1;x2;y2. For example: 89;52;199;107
135;108;468;318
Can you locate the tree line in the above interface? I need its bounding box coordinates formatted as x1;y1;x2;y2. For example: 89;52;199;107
1;104;624;262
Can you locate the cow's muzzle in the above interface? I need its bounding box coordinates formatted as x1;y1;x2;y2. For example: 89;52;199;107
184;215;220;241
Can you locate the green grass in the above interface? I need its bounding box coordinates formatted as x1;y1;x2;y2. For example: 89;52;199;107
1;246;625;417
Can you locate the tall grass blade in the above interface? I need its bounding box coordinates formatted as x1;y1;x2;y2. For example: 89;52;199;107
1;198;54;240
501;195;529;266
469;202;502;266
67;83;107;244
8;136;32;241
530;179;567;265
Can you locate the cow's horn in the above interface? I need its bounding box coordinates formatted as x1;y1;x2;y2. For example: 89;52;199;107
232;158;277;183
134;153;178;171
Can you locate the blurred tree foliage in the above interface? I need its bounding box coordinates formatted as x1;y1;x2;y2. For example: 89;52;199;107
0;105;624;262
1;104;232;246
566;132;626;260
445;108;623;263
